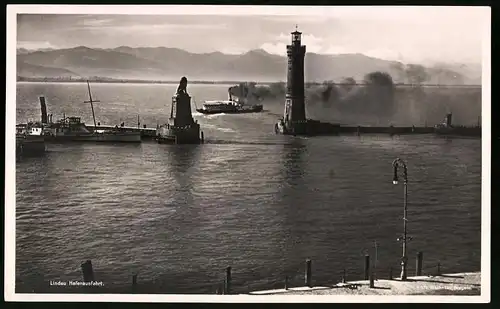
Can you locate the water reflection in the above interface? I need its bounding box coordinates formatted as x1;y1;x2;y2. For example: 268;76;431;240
282;138;308;186
277;138;311;282
164;145;203;193
159;144;204;227
152;144;206;293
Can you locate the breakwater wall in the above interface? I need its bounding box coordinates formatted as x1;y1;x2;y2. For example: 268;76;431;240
336;126;435;135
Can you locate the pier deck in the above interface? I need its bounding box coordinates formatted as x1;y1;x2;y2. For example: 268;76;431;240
91;125;157;139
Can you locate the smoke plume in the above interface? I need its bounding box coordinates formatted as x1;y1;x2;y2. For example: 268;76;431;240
243;70;481;127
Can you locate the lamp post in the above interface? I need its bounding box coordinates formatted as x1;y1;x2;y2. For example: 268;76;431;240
392;157;410;281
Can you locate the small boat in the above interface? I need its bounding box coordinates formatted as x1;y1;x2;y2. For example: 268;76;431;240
433;113;481;137
16;123;46;157
434;124;481;137
196;83;263;115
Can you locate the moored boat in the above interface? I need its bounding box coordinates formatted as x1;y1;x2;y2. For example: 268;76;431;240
16;123;46;158
434;125;481;137
37;81;142;143
433;113;481;137
43;116;142;143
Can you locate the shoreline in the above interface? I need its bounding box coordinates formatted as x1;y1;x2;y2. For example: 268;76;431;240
16;78;482;88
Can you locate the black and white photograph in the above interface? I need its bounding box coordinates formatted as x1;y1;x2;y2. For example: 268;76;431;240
5;5;491;303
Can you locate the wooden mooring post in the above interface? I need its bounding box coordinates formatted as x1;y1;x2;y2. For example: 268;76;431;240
389;267;393;280
364;255;370;280
285;276;288;290
132;274;138;292
305;259;312;288
225;266;232;295
437;262;441;276
369;271;375;288
81;260;94;282
416;252;423;276
342;268;346;283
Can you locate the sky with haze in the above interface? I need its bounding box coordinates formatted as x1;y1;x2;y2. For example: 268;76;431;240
16;6;488;65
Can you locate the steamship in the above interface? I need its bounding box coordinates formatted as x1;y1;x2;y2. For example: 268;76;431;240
196;84;263;115
43;116;142;143
36;82;141;143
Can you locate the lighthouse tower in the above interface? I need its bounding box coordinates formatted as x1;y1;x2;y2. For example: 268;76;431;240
278;26;307;135
274;28;341;136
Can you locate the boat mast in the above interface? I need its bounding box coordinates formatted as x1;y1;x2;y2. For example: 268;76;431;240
84;80;100;130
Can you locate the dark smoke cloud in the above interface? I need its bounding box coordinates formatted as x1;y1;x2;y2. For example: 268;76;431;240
302;71;396;124
243;71;481;126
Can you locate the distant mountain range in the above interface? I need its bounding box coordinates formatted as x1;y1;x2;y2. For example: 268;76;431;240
16;46;482;85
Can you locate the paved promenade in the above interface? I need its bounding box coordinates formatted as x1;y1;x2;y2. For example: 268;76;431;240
248;272;481;296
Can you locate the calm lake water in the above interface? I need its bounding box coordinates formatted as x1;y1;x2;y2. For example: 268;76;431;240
14;82;482;294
